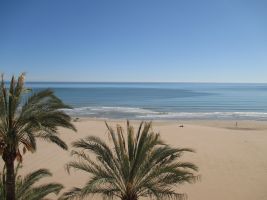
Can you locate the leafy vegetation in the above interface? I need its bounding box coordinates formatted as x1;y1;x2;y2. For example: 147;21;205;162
0;163;63;200
0;73;76;200
60;121;198;200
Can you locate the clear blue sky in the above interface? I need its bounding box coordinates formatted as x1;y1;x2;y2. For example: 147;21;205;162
0;0;266;82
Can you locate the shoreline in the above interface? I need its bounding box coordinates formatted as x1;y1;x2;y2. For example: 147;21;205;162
71;117;267;131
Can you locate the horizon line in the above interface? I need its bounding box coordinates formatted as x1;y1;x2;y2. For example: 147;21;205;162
22;81;267;84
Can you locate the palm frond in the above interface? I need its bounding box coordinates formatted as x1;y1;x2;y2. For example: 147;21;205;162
0;163;63;200
0;74;75;200
61;120;199;200
59;187;82;200
20;183;63;200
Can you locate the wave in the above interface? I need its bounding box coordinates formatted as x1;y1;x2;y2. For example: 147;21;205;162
62;106;267;120
62;106;158;117
138;111;267;120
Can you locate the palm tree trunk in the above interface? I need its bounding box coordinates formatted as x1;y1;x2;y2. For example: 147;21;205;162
5;158;15;200
122;194;138;200
2;150;16;200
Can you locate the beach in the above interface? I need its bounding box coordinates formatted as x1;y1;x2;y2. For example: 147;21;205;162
15;119;267;200
2;1;267;199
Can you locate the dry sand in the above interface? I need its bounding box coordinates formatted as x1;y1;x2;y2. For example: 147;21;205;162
4;119;267;200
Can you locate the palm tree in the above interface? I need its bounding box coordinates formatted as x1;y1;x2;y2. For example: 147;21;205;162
60;121;198;200
0;73;76;200
0;163;64;200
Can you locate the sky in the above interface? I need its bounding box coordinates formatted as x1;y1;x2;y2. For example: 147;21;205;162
0;0;267;83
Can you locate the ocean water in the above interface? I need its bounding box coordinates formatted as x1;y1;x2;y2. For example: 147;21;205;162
26;82;267;120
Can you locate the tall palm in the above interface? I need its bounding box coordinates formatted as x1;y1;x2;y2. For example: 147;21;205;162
0;73;76;200
0;163;64;200
60;121;198;200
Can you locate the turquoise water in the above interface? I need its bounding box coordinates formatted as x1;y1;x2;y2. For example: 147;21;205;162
26;82;267;120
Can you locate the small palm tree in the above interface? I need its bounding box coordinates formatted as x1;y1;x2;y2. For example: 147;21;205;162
0;73;76;200
60;121;198;200
0;163;64;200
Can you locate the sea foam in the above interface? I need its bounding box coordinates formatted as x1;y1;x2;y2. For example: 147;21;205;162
62;107;267;120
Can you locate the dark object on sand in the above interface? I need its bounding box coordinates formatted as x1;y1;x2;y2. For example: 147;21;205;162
73;117;80;122
179;124;184;128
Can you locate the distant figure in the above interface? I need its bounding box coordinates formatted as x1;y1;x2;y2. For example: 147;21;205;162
235;121;238;127
179;124;184;128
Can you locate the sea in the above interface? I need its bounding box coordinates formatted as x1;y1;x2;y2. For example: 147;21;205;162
26;82;267;120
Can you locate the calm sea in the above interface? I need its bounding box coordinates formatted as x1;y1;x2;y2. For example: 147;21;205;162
26;82;267;120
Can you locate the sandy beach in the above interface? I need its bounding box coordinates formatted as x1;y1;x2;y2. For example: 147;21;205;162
10;119;267;200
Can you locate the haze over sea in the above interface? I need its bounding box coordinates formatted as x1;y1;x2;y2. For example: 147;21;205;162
27;82;267;120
